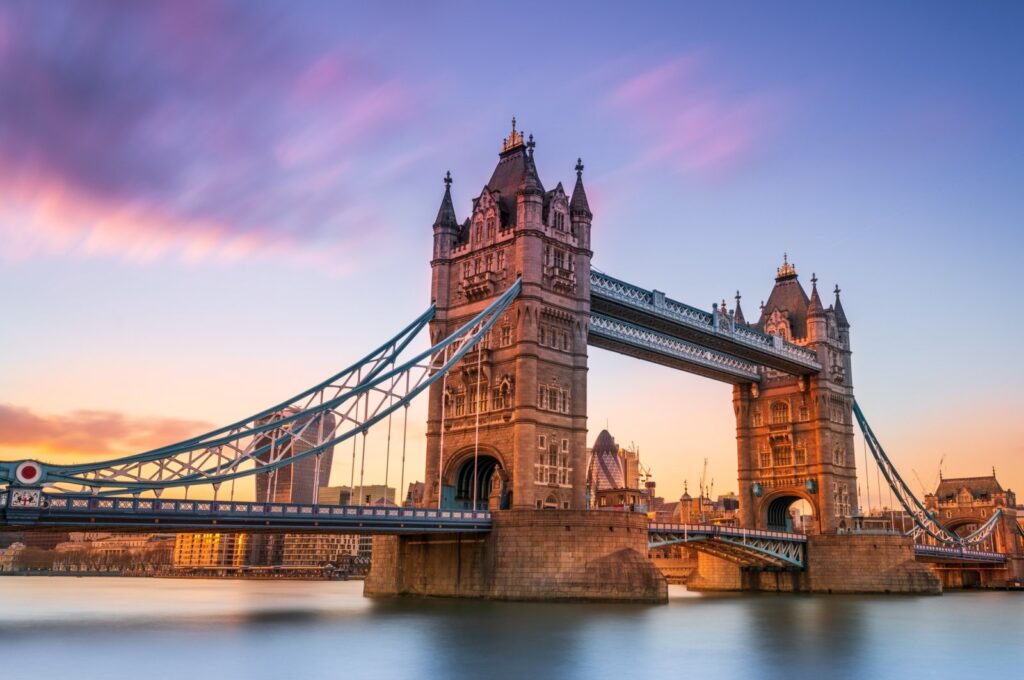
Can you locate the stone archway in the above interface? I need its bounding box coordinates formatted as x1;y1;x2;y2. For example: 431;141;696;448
762;492;817;533
443;447;506;511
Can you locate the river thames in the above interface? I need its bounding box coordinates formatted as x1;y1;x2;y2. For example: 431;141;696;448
0;578;1019;679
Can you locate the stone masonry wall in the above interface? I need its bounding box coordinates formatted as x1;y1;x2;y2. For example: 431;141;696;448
687;534;941;594
365;509;667;602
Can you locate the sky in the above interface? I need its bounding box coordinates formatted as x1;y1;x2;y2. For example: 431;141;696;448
1;1;1022;507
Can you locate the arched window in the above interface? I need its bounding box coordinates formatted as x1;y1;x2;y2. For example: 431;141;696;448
770;401;790;425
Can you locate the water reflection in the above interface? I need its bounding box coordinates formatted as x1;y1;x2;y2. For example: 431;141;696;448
0;579;1019;679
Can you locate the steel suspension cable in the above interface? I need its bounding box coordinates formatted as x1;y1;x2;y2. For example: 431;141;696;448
472;338;483;511
383;392;394;505
399;372;409;507
438;348;449;510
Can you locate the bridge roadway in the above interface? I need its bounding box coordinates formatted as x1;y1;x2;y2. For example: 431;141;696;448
2;492;1004;568
589;270;822;382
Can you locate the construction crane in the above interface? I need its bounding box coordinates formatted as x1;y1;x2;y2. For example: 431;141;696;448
698;457;708;500
911;469;929;497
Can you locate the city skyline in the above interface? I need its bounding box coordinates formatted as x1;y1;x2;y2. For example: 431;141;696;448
2;1;1023;503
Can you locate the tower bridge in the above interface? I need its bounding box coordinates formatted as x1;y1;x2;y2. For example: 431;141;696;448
3;121;1022;598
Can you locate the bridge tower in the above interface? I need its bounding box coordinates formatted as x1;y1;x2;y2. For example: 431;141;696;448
734;257;859;533
425;120;592;511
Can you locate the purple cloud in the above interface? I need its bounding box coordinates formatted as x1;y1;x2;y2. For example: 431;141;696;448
603;54;786;176
0;1;418;270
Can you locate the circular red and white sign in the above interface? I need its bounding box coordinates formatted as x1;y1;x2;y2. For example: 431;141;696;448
15;461;43;485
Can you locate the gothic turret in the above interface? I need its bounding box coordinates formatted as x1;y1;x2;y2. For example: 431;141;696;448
833;285;849;328
806;274;827;342
570;158;592;250
734;291;746;325
432;171;459;260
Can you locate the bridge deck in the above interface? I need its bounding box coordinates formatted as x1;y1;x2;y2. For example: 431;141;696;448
1;493;492;534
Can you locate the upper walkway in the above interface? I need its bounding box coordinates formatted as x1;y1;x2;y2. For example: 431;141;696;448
589;270;822;381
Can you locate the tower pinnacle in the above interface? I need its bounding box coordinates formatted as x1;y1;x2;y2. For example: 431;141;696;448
502;116;524;152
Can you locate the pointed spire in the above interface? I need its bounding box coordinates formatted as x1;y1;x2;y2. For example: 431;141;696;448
833;284;849;327
570;157;592;216
808;272;825;316
734;290;746;325
433;170;458;229
521;133;542;193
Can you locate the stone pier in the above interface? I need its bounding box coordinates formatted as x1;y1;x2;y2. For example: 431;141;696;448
687;534;941;594
365;509;667;603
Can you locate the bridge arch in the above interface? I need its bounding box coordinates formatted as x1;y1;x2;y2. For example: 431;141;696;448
761;491;817;533
442;446;507;511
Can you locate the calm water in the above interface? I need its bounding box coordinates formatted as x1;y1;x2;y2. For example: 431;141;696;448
0;578;1020;679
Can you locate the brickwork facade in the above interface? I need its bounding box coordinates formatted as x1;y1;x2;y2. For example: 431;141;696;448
425;122;592;511
733;259;859;533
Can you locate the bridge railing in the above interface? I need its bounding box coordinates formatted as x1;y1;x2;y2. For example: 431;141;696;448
590;270;820;367
913;544;1006;563
648;522;808;543
40;494;492;523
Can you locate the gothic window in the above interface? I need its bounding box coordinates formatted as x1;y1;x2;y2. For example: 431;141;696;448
497;250;505;270
562;332;570;351
760;452;772;468
538;386;548;410
539;327;546;345
798;405;810;422
752;409;763;427
834;482;851;517
454;392;466;417
795;445;807;465
475;257;482;274
486;254;494;271
463;262;471;278
832;442;845;466
770;401;790;425
538;435;547;450
829;397;846;423
500;325;511;346
534;439;572;488
554;249;565;269
770;434;793;466
487;218;496;240
554;212;565;230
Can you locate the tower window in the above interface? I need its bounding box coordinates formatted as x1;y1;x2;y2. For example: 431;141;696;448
554;250;565;269
554;212;565;230
770;401;790;425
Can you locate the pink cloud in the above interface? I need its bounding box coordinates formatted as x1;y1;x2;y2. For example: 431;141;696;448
604;54;786;176
0;403;213;461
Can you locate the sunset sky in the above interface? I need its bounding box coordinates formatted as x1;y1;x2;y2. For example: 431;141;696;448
2;1;1022;506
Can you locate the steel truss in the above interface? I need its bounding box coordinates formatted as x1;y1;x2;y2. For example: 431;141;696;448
648;523;806;568
853;400;1001;548
0;280;521;496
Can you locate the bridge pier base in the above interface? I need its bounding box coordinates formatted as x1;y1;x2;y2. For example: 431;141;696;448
688;534;941;594
365;510;667;603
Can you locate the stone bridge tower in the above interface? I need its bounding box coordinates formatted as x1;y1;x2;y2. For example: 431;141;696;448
733;256;859;533
424;120;593;511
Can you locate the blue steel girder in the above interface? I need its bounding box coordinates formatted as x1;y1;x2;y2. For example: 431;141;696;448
589;270;821;376
0;279;521;496
0;492;493;534
588;313;761;384
648;523;806;569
